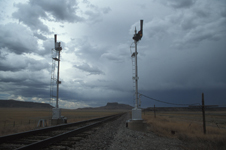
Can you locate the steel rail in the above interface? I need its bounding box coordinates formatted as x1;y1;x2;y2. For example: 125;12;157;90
16;113;123;150
0;113;123;144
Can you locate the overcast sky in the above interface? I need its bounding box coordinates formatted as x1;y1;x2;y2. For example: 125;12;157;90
0;0;226;109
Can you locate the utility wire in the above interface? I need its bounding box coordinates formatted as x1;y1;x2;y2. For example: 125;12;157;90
139;93;200;106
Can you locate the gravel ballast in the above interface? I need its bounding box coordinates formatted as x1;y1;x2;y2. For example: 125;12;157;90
69;113;185;150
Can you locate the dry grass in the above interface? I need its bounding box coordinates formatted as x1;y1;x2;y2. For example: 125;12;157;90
0;108;122;136
0;108;52;136
61;109;121;123
143;111;226;150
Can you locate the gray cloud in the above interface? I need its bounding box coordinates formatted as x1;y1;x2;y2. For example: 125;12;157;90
173;15;226;48
143;18;169;40
0;22;53;59
38;38;55;56
0;69;50;99
33;32;47;40
74;63;104;75
101;53;125;63
0;53;50;72
143;1;226;49
102;7;111;14
0;77;26;83
0;23;38;54
0;49;50;72
30;0;83;23
13;0;83;33
69;38;106;62
221;8;226;17
13;3;50;33
81;0;112;23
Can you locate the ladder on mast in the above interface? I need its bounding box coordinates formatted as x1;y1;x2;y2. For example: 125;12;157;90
130;43;141;107
130;43;136;106
50;48;57;106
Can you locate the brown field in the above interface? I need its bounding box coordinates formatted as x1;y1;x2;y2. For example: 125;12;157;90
143;111;226;150
0;108;123;136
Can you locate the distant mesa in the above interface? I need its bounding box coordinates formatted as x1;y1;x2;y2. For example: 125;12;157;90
78;102;133;110
0;100;133;110
103;102;133;110
0;99;53;108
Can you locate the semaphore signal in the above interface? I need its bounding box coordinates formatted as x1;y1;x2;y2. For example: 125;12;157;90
127;20;147;131
50;34;67;125
131;20;143;121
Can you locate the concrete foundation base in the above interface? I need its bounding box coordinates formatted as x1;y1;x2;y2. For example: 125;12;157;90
132;109;142;120
52;108;61;119
51;108;67;126
51;118;67;126
126;119;147;132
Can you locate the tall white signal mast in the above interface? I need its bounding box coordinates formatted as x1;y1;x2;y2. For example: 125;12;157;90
51;34;64;125
127;20;146;132
131;20;143;120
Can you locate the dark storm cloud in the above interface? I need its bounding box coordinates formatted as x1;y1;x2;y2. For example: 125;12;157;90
74;63;104;75
173;15;226;48
139;38;226;92
30;0;83;23
13;3;50;33
0;77;26;83
144;1;226;49
221;8;226;17
13;0;83;33
140;88;226;107
162;0;196;9
20;78;50;88
1;82;50;99
0;68;50;99
0;77;49;92
0;23;38;54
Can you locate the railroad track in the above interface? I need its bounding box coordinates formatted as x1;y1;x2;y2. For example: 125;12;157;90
0;113;124;150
